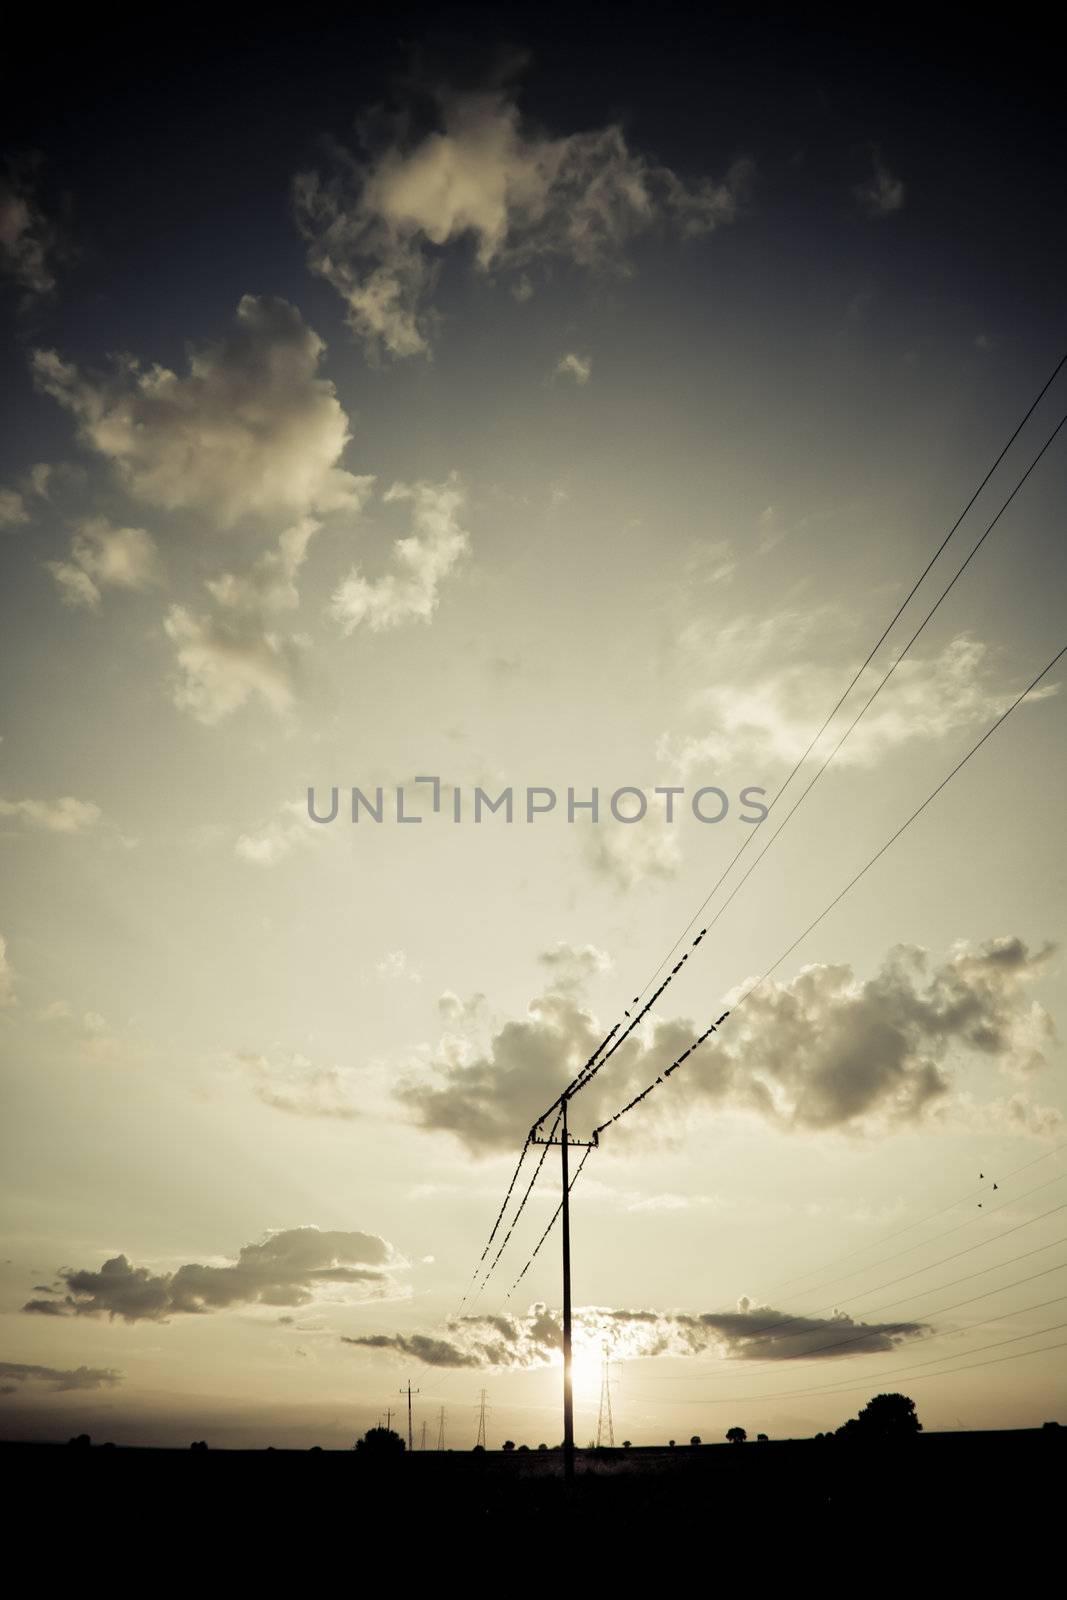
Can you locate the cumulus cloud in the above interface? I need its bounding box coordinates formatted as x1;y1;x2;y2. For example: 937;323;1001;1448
45;517;162;609
24;1226;404;1322
855;153;906;216
32;295;374;526
345;1298;925;1370
555;352;591;384
398;936;1057;1152
0;1361;122;1393
329;474;469;632
0;161;58;297
0;795;103;833
295;81;752;358
660;628;1058;773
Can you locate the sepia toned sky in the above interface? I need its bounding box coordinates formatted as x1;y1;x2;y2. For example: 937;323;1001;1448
1;10;1065;1448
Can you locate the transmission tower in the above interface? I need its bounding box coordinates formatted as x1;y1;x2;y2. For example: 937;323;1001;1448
420;1420;428;1451
474;1389;489;1449
596;1342;615;1448
436;1405;446;1451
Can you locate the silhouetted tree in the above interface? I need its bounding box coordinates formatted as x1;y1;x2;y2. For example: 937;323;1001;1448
68;1433;91;1449
472;1443;485;1454
354;1426;404;1457
757;1433;769;1442
502;1439;515;1451
190;1440;209;1452
835;1393;921;1442
537;1443;547;1451
668;1439;676;1448
518;1444;530;1452
622;1440;631;1450
690;1435;701;1447
726;1427;747;1444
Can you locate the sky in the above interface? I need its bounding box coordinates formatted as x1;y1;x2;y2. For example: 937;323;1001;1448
1;9;1065;1449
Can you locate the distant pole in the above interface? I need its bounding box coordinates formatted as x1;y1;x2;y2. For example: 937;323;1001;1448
420;1420;428;1451
597;1341;615;1448
436;1405;446;1450
561;1096;574;1486
475;1388;489;1449
401;1381;420;1452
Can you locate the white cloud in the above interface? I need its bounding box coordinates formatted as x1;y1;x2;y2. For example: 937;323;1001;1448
580;821;682;891
555;352;591;384
33;296;374;526
231;1051;364;1119
375;949;423;983
330;473;469;633
660;628;1058;773
206;517;320;614
295;82;752;358
45;517;162;609
235;799;320;865
0;795;103;833
164;606;306;725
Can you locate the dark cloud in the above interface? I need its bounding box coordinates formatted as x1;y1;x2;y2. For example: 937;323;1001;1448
0;1361;122;1393
24;1226;404;1323
398;937;1057;1152
344;1300;925;1370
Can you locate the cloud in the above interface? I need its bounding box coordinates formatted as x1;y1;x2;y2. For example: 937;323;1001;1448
397;936;1057;1152
0;1361;122;1393
555;352;591;385
206;517;320;614
0;487;29;527
580;821;682;891
235;799;322;866
32;295;374;526
854;154;906;216
0;795;103;833
0;160;58;296
230;1051;363;1120
45;517;162;609
538;941;613;991
345;1298;926;1370
375;949;423;983
0;934;16;1007
25;1226;405;1322
329;474;469;632
163;605;306;724
295;81;752;358
660;629;1058;773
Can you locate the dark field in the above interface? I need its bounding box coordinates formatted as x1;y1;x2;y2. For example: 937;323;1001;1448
5;1429;1061;1562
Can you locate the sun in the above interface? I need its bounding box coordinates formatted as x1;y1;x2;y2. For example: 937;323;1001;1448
570;1345;603;1400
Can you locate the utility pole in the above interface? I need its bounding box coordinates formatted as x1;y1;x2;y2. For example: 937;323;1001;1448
475;1388;489;1449
436;1405;446;1451
400;1381;420;1453
531;1093;598;1487
420;1420;428;1451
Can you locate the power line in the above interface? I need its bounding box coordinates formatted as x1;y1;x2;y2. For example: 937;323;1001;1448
588;640;1067;1150
657;1323;1067;1407
456;1138;531;1313
504;1145;595;1301
763;1139;1067;1299
638;1235;1067;1381
502;639;1065;1318
467;1109;562;1305
559;353;1067;1084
